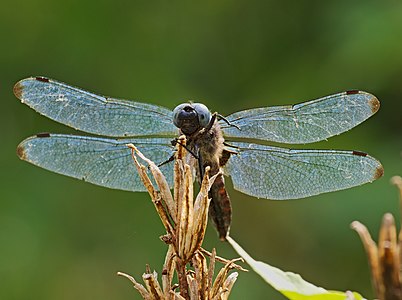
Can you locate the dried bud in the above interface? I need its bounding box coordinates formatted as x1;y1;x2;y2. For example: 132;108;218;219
119;138;243;299
351;176;402;300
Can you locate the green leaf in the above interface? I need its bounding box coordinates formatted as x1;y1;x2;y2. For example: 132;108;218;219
227;236;365;300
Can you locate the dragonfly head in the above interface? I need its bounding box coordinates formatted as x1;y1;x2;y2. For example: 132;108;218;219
173;103;211;135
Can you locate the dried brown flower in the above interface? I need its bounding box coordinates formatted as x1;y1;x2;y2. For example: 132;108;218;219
118;136;245;299
351;176;402;300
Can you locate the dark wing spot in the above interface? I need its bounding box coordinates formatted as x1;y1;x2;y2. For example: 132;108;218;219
17;145;27;160
35;76;49;82
368;95;380;114
16;144;26;160
352;150;367;157
13;82;24;99
374;165;384;180
36;132;51;138
346;90;359;95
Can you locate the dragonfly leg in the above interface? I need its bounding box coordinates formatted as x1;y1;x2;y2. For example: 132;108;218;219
197;147;205;179
157;154;176;168
223;141;240;150
203;113;218;132
217;114;240;130
171;138;199;159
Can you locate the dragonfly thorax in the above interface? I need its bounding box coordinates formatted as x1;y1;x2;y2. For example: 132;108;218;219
173;103;211;135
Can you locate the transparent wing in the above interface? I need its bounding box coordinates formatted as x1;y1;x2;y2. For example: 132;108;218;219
17;134;175;191
225;142;383;200
222;91;380;144
14;77;178;137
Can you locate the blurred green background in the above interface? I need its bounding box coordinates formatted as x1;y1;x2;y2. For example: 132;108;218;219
1;1;402;299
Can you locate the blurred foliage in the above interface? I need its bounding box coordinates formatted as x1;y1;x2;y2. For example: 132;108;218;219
1;1;402;299
228;236;365;300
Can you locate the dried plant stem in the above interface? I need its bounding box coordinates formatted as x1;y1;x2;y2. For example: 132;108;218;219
119;139;242;299
176;258;189;299
200;248;247;272
352;175;402;300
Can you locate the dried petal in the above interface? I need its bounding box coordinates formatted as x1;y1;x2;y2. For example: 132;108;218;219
222;272;238;300
351;221;381;296
189;166;212;255
177;165;194;261
187;273;199;300
210;260;235;298
133;145;176;223
127;144;157;198
117;271;150;299
201;248;247;272
143;270;164;299
162;245;176;297
191;252;208;298
378;213;400;293
208;248;216;294
170;290;186;300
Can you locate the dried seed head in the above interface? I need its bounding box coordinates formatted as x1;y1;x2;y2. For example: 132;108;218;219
351;176;402;300
120;138;242;299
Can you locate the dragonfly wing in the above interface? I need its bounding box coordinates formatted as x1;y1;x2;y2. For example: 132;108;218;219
17;134;175;191
222;91;379;144
225;142;383;200
14;77;178;137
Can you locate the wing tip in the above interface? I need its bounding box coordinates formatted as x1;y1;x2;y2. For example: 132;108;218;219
13;81;24;100
374;164;384;180
14;76;51;100
345;90;380;114
368;95;380;114
16;142;27;160
16;133;51;161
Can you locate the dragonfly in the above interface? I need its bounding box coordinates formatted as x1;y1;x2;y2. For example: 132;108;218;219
15;76;384;240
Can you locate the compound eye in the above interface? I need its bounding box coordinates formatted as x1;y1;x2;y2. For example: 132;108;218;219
172;103;189;128
192;103;211;128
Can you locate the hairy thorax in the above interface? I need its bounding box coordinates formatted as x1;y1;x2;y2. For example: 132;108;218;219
187;120;225;175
